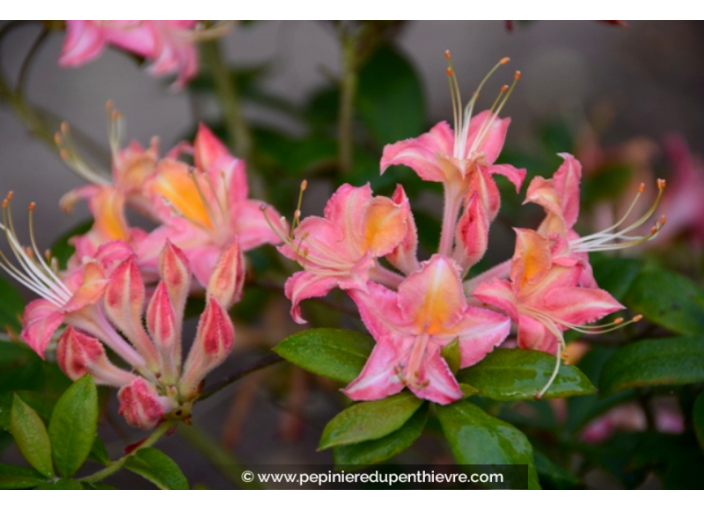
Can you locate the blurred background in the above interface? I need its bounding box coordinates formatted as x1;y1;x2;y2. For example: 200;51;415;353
1;20;704;489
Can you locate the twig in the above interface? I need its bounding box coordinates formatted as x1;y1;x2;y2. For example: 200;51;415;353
197;353;283;401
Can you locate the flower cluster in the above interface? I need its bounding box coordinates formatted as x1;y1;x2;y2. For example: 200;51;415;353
1;108;281;428
59;21;231;87
274;54;665;403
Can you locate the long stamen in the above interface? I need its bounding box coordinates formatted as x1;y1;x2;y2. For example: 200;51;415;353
27;203;72;294
291;180;308;238
572;180;667;253
55;122;111;187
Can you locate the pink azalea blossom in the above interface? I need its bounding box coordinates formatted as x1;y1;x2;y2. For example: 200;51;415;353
274;183;416;324
59;21;201;88
136;124;281;286
381;55;526;262
345;255;510;405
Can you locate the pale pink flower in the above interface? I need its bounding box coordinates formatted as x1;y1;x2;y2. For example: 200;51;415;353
345;255;510;405
274;183;416;324
136;124;281;286
59;21;200;88
381;55;526;262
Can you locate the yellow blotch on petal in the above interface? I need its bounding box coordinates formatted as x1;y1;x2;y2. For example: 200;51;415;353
151;160;213;229
93;188;130;241
511;229;552;290
363;197;407;256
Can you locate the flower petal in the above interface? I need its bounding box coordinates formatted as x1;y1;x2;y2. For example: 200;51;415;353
381;121;455;182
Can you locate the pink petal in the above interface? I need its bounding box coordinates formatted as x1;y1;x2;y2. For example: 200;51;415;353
342;336;406;401
553;153;583;229
541;287;624;326
517;314;559;354
397;255;466;335
230;200;281;251
472;279;519;321
284;271;340;324
59;20;106;67
380;121;455;182
206;241;245;309
386;185;420;274
194;123;230;171
454;192;489;271
489;163;527;193
453;307;511;368
408;344;463;404
464;111;510;164
21;299;64;358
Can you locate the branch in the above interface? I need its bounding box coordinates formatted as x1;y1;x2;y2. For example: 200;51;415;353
197;353;283;401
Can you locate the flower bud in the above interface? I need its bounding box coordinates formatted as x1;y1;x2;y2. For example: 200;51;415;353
454;192;489;271
118;377;175;430
146;281;179;382
57;326;135;387
104;256;159;368
206;241;244;309
179;297;235;399
158;240;191;331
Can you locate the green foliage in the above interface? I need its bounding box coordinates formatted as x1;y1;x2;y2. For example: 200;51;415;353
319;392;423;450
694;392;704;450
533;449;580;489
624;266;704;336
125;448;189;490
10;394;54;478
356;45;425;147
0;462;46;489
437;400;541;489
34;479;85;490
457;348;596;400
0;275;23;333
48;374;98;478
441;338;461;375
0;342;44;394
273;328;374;384
333;405;428;466
599;337;704;395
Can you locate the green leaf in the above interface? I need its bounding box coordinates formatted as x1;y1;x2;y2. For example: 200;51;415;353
441;338;460;375
125;448;189;490
356;45;425;147
533;450;580;489
0;276;24;333
89;436;110;466
624;266;704;336
599;337;704;396
333;404;428;466
50;220;92;270
0;391;59;431
10;394;54;478
273;328;374;383
590;256;642;302
437;400;541;489
695;392;704;450
34;479;84;490
320;392;423;450
0;462;45;489
456;348;596;400
0;342;44;393
48;374;98;478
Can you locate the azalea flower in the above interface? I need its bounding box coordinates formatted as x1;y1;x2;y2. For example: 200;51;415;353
345;255;510;404
272;182;416;324
136;124;282;286
57;103;186;265
381;54;526;262
59;21;230;88
472;228;629;397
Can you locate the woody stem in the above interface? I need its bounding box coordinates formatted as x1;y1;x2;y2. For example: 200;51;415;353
338;28;358;174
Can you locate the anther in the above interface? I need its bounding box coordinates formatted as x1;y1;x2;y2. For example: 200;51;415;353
633;315;643;322
638;183;645;193
28;202;36;211
106;100;113;111
657;178;666;190
446;67;453;76
60;122;70;134
514;70;522;80
444;50;451;59
6;192;13;201
613;317;624;325
501;84;509;92
500;57;510;65
54;133;63;146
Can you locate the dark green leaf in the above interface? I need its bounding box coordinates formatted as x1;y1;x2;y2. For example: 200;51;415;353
273;328;374;383
590;256;642;302
89;436;111;466
50;220;92;270
10;394;54;478
457;348;596;400
125;448;189;490
0;276;23;333
599;337;704;395
48;375;98;478
0;461;45;489
0;342;44;393
437;400;541;489
441;338;460;375
34;479;84;490
356;45;425;147
624;267;704;335
533;450;580;489
333;404;428;466
695;392;704;450
319;392;423;449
